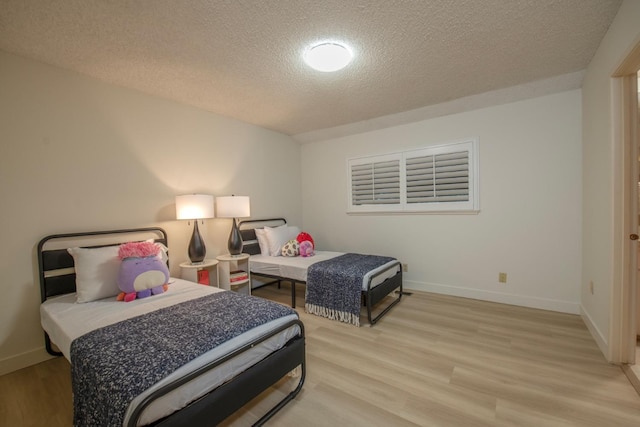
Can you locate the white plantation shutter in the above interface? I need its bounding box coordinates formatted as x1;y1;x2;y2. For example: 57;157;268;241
348;155;401;212
348;139;478;213
351;159;400;205
406;151;469;204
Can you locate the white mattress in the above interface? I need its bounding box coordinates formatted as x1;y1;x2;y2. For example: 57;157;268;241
249;250;400;289
40;279;300;426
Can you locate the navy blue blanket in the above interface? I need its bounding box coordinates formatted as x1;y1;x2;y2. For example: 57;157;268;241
70;291;296;427
305;253;395;326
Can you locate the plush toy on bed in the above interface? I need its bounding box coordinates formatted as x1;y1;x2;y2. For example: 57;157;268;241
117;241;169;302
299;240;314;257
281;239;300;257
296;232;314;248
297;232;315;257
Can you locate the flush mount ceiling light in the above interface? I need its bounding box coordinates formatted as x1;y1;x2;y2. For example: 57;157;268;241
304;42;353;72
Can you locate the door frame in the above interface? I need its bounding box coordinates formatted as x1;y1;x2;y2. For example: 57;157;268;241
611;45;640;364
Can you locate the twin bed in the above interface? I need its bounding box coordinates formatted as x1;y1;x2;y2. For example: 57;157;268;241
38;228;305;427
239;218;403;326
36;222;403;426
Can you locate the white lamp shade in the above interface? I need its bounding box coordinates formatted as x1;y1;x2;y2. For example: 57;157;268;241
175;194;214;220
216;196;250;218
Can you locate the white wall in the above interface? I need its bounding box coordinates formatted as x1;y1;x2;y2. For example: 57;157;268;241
581;0;640;357
301;90;582;313
0;51;301;375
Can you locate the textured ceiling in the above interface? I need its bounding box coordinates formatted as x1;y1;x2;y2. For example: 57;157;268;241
0;0;622;140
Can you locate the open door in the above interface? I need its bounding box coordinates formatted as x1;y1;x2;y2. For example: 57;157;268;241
623;72;640;390
623;72;639;365
611;48;639;369
637;71;640;360
613;67;639;392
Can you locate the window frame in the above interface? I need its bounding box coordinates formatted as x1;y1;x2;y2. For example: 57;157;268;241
347;138;479;214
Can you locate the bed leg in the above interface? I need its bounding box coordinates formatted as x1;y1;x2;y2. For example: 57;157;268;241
367;278;403;326
291;281;296;308
45;332;62;357
253;355;306;426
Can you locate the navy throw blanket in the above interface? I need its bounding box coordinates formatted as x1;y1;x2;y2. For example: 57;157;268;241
70;291;296;427
305;253;395;326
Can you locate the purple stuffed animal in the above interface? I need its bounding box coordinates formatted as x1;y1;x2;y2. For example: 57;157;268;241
117;241;169;302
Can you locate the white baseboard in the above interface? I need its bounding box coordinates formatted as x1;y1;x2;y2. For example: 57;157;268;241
0;347;53;377
404;280;581;314
580;304;609;360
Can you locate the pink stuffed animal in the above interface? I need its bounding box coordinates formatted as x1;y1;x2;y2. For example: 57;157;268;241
299;240;314;257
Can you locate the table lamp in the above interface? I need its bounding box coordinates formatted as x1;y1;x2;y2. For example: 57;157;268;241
216;195;250;255
175;194;214;264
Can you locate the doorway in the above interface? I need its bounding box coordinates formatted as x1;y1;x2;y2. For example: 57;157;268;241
636;69;640;367
617;68;640;391
628;71;640;390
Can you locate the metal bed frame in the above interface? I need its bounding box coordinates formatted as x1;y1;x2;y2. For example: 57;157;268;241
238;218;403;325
37;227;305;427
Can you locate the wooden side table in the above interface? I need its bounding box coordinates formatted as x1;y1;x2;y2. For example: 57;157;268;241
179;259;219;286
216;253;251;295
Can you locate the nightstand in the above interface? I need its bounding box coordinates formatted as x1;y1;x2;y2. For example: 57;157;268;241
179;259;219;286
216;253;251;295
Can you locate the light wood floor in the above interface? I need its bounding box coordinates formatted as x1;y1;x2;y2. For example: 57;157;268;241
625;339;640;394
2;285;640;426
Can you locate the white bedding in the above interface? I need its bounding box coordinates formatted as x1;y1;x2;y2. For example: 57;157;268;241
249;250;400;288
40;279;300;426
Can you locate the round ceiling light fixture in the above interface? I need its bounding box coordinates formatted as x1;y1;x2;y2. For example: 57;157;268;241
303;42;353;72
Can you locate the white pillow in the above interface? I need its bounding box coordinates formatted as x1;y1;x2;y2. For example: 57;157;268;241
264;225;300;257
67;245;121;303
254;228;270;256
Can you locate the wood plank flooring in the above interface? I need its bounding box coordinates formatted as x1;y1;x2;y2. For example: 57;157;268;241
2;284;640;426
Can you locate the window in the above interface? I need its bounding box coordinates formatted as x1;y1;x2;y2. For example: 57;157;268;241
347;138;479;213
349;154;401;210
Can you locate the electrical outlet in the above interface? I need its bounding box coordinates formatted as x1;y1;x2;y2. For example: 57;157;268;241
498;272;507;283
402;263;408;272
589;280;594;295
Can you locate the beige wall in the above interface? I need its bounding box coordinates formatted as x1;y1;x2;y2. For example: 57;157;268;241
581;0;640;357
301;90;582;313
0;51;301;374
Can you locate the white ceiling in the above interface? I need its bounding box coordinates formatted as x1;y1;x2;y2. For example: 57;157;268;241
0;0;622;142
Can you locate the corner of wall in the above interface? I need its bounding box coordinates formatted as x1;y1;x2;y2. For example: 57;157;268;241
0;347;53;376
580;304;610;361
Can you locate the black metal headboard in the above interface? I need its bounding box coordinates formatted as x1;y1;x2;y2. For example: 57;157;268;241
37;227;168;303
238;218;287;255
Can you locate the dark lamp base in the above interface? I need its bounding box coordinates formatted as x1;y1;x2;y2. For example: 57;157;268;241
188;220;206;264
228;218;243;255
